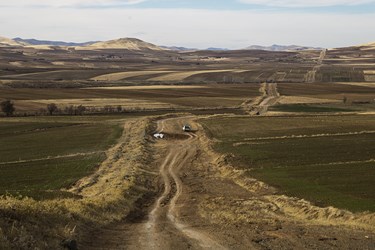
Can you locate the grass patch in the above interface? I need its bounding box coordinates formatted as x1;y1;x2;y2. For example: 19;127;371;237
252;162;375;212
0;122;122;162
201;115;375;212
0;154;105;200
270;104;354;113
0;119;123;199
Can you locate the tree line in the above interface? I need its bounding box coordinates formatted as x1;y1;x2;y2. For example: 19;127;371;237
1;100;127;117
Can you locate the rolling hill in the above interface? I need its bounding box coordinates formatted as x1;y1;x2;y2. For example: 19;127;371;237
0;36;28;47
86;38;165;50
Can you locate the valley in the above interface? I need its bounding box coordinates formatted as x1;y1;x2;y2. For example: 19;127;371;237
0;37;374;249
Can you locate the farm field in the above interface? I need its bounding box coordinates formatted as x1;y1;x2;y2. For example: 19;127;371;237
0;118;123;199
0;84;261;113
1;37;375;249
201;115;375;212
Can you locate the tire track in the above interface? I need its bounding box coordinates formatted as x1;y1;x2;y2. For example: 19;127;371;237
144;118;226;249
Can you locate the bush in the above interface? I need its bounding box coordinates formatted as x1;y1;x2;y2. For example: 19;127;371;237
1;100;15;116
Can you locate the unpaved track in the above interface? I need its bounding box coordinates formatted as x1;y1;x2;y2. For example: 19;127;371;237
305;49;327;83
249;82;280;115
83;118;226;249
144;118;225;249
83;116;375;250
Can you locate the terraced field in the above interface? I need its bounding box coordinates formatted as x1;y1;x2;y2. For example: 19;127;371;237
201;115;375;212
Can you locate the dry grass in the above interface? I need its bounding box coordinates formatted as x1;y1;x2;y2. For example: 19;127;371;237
84;85;207;90
277;96;340;104
149;70;247;81
91;71;175;81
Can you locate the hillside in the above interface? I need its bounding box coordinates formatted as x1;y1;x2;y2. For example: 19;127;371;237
0;36;28;47
86;38;164;50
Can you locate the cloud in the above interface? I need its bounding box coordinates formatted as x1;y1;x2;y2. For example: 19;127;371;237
238;0;375;7
2;0;147;8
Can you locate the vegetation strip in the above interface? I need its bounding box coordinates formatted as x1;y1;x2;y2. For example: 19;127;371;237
307;159;375;167
0;151;105;165
240;130;375;142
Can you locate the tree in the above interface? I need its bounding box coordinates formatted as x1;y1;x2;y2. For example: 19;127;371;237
116;105;122;112
76;105;86;115
47;103;58;115
104;105;114;113
65;105;74;115
1;100;15;116
343;96;347;104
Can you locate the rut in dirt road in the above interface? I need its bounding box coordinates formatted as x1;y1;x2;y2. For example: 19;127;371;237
145;130;226;250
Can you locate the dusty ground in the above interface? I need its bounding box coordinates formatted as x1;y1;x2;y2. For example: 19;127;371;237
79;114;375;250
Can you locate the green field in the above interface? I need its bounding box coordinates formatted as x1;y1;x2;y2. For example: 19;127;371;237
201;115;375;212
270;104;354;113
0;118;123;199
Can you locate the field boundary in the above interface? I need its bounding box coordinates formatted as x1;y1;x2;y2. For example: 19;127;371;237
0;151;105;166
239;130;375;142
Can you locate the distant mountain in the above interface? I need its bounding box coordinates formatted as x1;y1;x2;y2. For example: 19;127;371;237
244;44;322;51
0;36;28;47
87;38;164;50
13;37;97;47
206;47;229;51
161;46;197;51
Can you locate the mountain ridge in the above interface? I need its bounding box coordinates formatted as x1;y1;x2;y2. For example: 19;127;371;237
244;44;323;51
13;38;97;47
1;35;374;51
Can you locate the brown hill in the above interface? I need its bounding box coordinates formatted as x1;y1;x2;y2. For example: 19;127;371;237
86;38;164;50
0;36;29;47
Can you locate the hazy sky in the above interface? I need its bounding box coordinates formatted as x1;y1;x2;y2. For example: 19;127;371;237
1;0;375;49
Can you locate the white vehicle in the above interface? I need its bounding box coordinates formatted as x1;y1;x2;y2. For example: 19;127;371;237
182;124;192;132
153;133;165;139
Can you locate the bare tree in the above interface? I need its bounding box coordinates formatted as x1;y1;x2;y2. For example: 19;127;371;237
47;103;58;115
343;96;347;104
65;105;74;115
1;100;15;116
104;105;114;113
76;105;86;115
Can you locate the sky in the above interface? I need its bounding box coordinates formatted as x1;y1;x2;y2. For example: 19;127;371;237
0;0;375;49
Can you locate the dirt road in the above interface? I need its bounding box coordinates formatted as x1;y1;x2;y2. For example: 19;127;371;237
305;49;327;83
82;115;375;250
249;82;280;115
82;118;226;249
